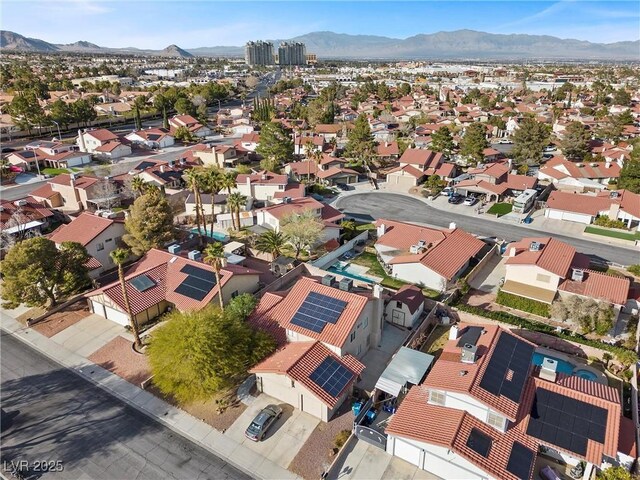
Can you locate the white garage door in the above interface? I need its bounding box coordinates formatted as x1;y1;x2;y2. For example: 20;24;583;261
394;438;422;467
546;209;591;224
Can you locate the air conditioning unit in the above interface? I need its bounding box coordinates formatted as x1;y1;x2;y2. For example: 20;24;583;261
576;163;583;167
321;274;336;287
188;250;202;261
529;241;542;251
409;244;420;254
339;277;353;292
461;343;478;364
282;196;292;204
168;244;181;254
571;268;585;282
610;191;619;198
13;199;27;207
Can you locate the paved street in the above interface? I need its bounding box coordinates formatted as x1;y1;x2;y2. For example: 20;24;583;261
334;192;637;266
0;332;251;480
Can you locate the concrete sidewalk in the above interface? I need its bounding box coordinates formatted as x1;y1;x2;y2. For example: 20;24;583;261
0;312;300;480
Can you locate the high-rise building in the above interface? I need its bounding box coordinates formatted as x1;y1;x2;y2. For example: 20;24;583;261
277;42;307;66
245;41;275;66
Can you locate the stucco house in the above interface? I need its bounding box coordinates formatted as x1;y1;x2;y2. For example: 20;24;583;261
545;190;640;228
125;128;175;149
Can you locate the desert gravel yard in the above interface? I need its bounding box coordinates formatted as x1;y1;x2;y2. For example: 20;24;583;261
88;335;151;385
31;302;92;337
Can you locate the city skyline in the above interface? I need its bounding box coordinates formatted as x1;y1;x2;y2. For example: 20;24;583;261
2;0;639;49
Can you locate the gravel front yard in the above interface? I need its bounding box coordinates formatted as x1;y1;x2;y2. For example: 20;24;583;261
31;302;91;338
88;335;151;386
289;402;354;480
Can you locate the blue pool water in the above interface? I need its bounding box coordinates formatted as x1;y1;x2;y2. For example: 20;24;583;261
573;369;599;381
532;352;576;375
328;264;376;284
190;227;229;242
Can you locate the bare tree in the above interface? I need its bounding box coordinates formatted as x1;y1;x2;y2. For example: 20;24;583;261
0;208;42;253
91;179;120;210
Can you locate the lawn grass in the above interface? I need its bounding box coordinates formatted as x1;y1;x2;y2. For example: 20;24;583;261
487;202;513;216
41;167;81;175
355;222;376;232
584;226;640;242
420;325;451;360
350;251;440;298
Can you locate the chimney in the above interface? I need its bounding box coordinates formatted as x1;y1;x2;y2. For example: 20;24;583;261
376;223;386;237
539;357;558;383
609;202;620;219
246;176;251;188
449;222;456;230
373;284;383;299
449;324;460;340
160;165;165;173
78;129;87;152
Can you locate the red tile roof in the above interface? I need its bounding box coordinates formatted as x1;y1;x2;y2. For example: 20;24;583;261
547;191;614;216
542;157;622;180
375;219;447;252
247;292;287;346
49;212;121;246
558;269;631;305
94;141;125;153
30;183;57;199
0;196;54;228
398;148;443;170
385;164;425;179
84;128;118;143
505;237;576;278
48;173;99;190
87;248;259;315
251;341;364;408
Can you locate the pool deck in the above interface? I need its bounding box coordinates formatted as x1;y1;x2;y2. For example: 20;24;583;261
534;347;608;385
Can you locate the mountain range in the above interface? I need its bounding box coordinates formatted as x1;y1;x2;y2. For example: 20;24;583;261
2;29;639;60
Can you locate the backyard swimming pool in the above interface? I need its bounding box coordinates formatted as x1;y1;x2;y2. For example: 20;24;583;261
532;352;603;383
190;227;229;242
328;260;378;284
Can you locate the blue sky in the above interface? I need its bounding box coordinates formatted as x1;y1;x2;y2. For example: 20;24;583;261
2;1;639;49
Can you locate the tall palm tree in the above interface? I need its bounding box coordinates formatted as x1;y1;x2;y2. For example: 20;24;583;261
133;95;148;130
226;192;246;232
255;230;287;260
130;176;147;198
203;242;226;311
311;149;323;183
220;171;237;194
184;168;206;235
203;166;222;226
303;140;316;181
110;248;142;349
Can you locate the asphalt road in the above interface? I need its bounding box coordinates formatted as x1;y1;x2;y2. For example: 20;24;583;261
0;332;251;480
334;192;638;266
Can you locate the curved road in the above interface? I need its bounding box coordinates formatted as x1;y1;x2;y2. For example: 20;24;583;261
1;333;250;480
334;192;637;266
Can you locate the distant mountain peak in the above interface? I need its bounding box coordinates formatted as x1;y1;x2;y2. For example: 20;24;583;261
159;44;193;58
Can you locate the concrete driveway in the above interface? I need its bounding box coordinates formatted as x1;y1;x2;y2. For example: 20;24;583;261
50;313;129;357
224;394;320;470
469;255;507;294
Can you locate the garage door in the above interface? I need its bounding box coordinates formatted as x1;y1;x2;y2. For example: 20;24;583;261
546;209;591;224
104;305;129;326
394;438;422;467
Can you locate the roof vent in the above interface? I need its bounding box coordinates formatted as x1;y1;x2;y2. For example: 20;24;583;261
168;244;181;254
529;241;542;252
610;191;619;198
571;268;585;282
188;250;202;261
459;370;468;377
461;344;478;364
282;196;292;203
321;274;336;287
13;199;27;207
339;277;353;292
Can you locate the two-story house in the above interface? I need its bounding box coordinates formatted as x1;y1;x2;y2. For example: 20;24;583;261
49;212;126;278
77;129;131;159
386;148;455;191
386;323;634;479
168;114;212;138
125;128;175;149
30;173;120;212
195;145;246;168
455;162;536;201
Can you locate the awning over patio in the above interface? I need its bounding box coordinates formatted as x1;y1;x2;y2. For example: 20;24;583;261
375;347;434;397
502;280;557;304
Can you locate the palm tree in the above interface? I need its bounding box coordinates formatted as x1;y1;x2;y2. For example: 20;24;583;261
303;140;316;181
220;171;237;194
130;176;147;198
110;248;142;349
184;168;207;235
226;192;246;232
203;242;226;311
311;149;323;183
204;167;222;226
133;95;148;131
255;230;287;260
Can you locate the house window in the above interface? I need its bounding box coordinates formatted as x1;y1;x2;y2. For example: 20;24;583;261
429;389;445;406
487;411;505;430
350;331;356;342
231;290;239;299
96;242;104;251
363;317;368;329
536;273;551;283
396;301;403;309
105;238;112;243
290;379;295;388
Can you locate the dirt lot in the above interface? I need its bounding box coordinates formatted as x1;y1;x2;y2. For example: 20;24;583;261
31;302;91;337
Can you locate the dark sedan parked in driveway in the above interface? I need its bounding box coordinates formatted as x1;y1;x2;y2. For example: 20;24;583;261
245;404;283;441
448;193;464;204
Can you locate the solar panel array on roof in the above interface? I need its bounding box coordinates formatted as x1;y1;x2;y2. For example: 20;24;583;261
479;332;534;403
309;356;355;398
174;264;217;301
506;441;535;479
136;161;156;170
466;428;492;458
456;326;483;347
130;274;155;292
290;291;347;334
527;388;607;457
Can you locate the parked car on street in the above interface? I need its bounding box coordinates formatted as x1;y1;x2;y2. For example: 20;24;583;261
245;404;283;441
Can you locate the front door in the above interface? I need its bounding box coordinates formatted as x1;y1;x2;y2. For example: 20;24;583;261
391;309;406;326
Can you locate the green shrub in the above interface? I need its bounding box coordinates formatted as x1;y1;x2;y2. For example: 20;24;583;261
628;265;640;276
593;215;626;230
496;291;550;317
334;429;351;449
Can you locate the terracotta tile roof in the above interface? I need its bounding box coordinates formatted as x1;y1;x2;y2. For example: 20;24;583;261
469;162;509;178
287;160;318;176
87;248;259;315
547;191;614;216
251;341;364;408
47;173;99;190
84;256;102;270
541;157;621;180
317;166;359;179
558;269;631;305
272;277;370;349
83;128;118;142
375;219;447;252
240;132;260;143
273;182;305;199
94;141;125;153
434;162;456;178
314;124;342;134
29;183;57;199
389;285;424;314
455;178;509;196
597;189;640;219
618;417;637;458
0;196;54;228
247;292;287;346
323;238;340;252
49;212;121;246
504;174;537;190
399;148;443;169
385;164;425;179
505;237;576;278
376;141;399;156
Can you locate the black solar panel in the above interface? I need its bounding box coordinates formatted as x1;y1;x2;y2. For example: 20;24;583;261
174;283;208;301
290;292;347;334
456;326;483;347
130;275;155;292
181;264;216;283
506;442;535;479
309;357;354;398
136;161;156;170
466;428;492;458
479;332;534;403
182;275;215;292
526;387;608;457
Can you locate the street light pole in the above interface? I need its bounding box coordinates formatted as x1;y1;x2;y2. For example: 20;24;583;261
51;120;62;140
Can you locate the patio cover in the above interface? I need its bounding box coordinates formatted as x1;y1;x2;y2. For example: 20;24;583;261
375;347;434;397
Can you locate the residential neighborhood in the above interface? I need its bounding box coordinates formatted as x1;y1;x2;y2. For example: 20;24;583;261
1;4;640;480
